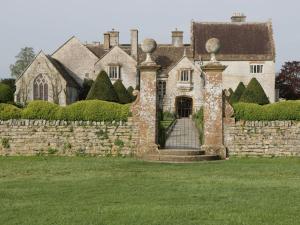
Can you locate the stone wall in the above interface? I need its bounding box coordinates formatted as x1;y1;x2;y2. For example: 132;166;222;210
0;118;138;156
225;120;300;156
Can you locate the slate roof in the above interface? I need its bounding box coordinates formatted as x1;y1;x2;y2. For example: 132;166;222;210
192;21;275;61
46;56;80;88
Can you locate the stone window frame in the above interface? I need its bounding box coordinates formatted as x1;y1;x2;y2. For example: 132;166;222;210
178;68;193;83
108;64;121;80
250;64;264;74
33;73;49;101
158;80;167;97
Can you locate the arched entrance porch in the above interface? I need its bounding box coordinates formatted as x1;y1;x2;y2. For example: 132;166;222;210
175;96;193;118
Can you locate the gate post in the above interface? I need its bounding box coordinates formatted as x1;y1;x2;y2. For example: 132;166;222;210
136;39;160;155
201;38;227;159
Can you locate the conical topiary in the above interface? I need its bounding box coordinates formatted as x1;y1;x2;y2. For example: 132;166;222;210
229;82;246;104
240;78;270;105
113;80;132;104
86;71;119;102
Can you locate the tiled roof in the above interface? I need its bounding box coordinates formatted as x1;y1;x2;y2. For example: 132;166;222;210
192;22;275;61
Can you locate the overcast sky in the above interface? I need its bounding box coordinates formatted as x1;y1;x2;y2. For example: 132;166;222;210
0;0;299;79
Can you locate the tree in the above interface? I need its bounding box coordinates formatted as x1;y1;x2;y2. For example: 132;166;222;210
240;78;270;105
0;78;16;93
276;61;300;100
229;82;246;104
0;83;14;103
10;47;35;78
78;79;94;100
86;71;119;102
113;80;132;104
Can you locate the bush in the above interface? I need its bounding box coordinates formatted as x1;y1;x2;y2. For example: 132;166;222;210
192;108;204;145
86;71;119;102
240;78;270;105
127;86;136;102
229;82;246;104
78;79;94;100
21;101;60;120
0;104;21;120
233;101;300;121
113;80;132;104
0;83;14;103
163;111;175;121
0;79;16;93
59;100;130;122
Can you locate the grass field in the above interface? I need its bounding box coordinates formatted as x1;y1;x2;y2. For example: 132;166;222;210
0;156;299;225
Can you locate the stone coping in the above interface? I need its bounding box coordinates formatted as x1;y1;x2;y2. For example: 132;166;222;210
235;120;299;127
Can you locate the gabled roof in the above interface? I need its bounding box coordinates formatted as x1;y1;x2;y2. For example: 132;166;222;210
46;56;80;88
192;21;275;61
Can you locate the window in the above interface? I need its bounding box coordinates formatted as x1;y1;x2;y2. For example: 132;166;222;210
180;70;189;81
250;64;264;74
33;74;48;101
109;66;120;79
158;80;166;97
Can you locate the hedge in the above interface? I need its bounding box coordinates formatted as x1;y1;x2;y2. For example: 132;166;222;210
0;83;14;103
229;82;246;104
233;101;300;121
113;79;132;104
0;100;131;122
0;104;21;120
239;78;269;105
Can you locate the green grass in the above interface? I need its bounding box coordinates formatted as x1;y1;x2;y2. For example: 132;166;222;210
0;157;299;225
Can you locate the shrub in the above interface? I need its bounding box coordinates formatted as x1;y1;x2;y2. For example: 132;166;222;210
113;79;132;104
0;83;14;103
240;78;270;105
229;82;246;104
0;104;21;120
233;101;300;121
86;71;119;102
78;79;94;100
0;79;16;93
163;111;175;121
192;108;204;145
59;100;130;122
21;101;60;120
127;86;136;102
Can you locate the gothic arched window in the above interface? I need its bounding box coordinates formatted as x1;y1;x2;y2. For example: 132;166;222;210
33;74;48;101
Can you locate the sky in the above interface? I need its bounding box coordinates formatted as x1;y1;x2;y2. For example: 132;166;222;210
0;0;299;79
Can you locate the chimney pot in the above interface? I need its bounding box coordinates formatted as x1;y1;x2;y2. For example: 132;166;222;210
231;13;246;22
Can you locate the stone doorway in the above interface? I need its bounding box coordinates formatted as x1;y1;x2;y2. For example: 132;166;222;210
176;96;193;118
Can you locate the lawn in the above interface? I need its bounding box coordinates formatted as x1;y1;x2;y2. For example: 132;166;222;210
0;157;299;225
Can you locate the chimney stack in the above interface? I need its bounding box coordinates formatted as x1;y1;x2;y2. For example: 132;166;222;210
172;29;183;47
130;29;139;61
231;13;246;22
104;33;110;50
109;29;119;46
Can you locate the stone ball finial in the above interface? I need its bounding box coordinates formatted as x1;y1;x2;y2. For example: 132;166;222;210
141;38;157;64
205;38;221;62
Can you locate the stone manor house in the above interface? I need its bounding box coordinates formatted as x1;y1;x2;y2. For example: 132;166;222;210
15;13;276;117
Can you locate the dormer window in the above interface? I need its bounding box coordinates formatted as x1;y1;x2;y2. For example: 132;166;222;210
250;64;264;74
108;65;121;79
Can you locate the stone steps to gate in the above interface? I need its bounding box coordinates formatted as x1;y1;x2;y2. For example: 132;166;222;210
142;149;220;163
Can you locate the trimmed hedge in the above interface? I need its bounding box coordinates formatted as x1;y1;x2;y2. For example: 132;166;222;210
240;78;270;105
86;71;119;102
0;104;21;120
0;100;131;122
229;82;246;104
233;101;300;121
113;79;132;104
0;83;14;103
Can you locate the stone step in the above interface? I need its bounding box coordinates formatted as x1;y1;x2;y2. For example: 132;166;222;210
143;154;220;163
159;149;205;156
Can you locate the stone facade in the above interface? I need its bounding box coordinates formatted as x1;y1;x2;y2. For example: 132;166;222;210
224;120;300;156
0;119;138;156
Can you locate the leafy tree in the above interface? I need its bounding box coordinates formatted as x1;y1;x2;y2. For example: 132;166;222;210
113;80;132;104
0;83;14;103
240;78;270;105
78;79;94;100
10;47;35;78
86;71;119;102
229;82;246;104
0;78;16;93
276;61;300;100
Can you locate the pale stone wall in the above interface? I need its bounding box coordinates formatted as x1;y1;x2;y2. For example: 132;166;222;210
0;119;138;156
224;120;300;156
163;57;204;113
52;37;99;86
15;52;68;106
94;46;138;88
203;60;276;103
